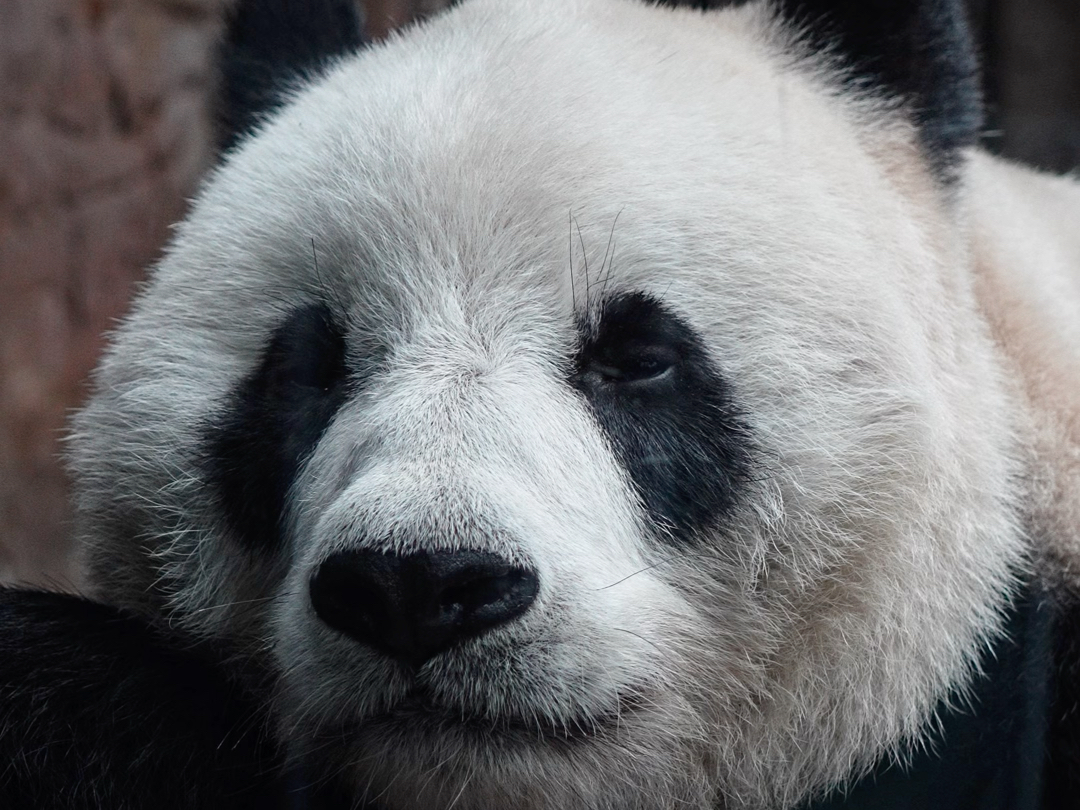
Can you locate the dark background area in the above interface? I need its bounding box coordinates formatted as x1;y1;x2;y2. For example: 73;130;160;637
0;0;1077;589
971;0;1080;174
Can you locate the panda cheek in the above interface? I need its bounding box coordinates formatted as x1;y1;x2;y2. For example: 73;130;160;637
201;304;350;552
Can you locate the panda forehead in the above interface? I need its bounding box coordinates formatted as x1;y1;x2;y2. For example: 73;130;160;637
174;0;898;369
202;0;848;268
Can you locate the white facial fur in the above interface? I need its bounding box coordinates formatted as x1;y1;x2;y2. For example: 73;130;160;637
70;1;1026;808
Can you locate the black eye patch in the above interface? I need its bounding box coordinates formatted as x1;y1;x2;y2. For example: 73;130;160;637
572;292;753;541
203;304;350;551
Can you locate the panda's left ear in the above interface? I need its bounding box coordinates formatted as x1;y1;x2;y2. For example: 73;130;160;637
776;0;983;182
219;0;366;152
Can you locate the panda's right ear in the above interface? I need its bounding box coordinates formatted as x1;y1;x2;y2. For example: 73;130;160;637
773;0;983;183
219;0;366;152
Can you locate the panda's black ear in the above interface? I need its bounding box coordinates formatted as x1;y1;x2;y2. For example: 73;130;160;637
776;0;983;182
219;0;366;152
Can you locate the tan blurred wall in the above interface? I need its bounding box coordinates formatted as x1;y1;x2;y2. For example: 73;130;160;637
0;0;1074;590
0;0;228;588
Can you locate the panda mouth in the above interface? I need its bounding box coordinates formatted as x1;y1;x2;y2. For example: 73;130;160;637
360;686;647;745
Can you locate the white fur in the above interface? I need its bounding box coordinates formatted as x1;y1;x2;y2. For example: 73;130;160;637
68;0;1074;808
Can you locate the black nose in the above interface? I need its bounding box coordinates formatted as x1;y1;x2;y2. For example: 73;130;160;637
309;549;539;667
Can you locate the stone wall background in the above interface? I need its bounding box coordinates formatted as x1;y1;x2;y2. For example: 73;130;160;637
1;0;1077;588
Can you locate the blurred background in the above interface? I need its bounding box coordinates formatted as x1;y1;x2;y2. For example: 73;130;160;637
1;0;1078;590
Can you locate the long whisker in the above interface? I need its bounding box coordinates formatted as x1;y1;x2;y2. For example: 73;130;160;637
612;626;665;657
597;207;623;299
593;551;723;591
568;209;577;314
188;592;294;615
572;213;590;303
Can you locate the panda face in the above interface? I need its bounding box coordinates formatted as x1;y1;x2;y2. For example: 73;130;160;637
70;1;1025;808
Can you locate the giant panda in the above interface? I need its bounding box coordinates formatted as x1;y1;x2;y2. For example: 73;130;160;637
2;0;1079;808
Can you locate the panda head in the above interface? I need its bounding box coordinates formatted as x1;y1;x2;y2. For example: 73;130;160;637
69;0;1025;807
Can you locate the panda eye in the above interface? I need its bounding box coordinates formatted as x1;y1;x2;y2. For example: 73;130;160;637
203;303;350;552
265;306;349;395
585;343;678;385
575;293;683;390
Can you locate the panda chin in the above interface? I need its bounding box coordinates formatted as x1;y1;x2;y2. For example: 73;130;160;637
272;631;708;809
359;682;648;745
303;685;711;810
288;648;664;756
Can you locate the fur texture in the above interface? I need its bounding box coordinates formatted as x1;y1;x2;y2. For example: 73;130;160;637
0;588;284;809
41;0;1080;808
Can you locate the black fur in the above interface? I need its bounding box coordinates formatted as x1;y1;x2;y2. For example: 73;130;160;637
774;0;983;182
219;0;365;151
0;588;284;809
1046;596;1080;803
572;293;753;541
203;304;350;551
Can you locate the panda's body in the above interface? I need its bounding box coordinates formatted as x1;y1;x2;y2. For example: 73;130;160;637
2;0;1078;808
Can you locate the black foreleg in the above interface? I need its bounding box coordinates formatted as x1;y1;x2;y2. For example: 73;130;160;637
0;587;285;809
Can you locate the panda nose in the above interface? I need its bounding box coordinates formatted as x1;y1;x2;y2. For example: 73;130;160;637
309;549;539;667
